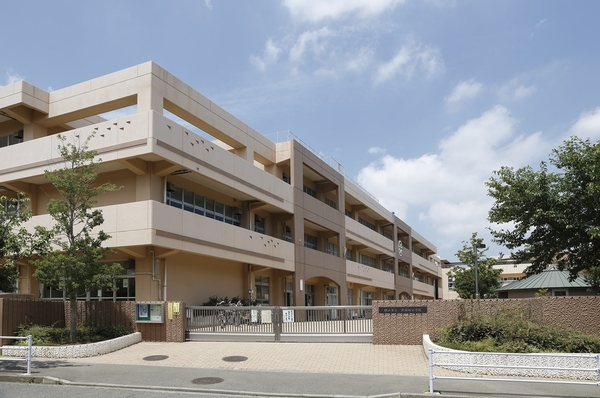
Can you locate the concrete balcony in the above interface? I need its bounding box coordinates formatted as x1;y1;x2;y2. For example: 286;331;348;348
345;217;394;255
412;254;441;278
24;200;295;272
0;111;294;213
412;280;435;298
346;260;395;290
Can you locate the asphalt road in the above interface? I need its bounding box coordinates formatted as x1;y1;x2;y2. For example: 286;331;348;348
0;382;256;398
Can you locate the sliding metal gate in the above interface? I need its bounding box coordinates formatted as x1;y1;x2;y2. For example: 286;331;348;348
186;305;372;342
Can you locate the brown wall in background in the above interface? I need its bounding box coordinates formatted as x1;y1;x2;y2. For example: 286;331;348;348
0;299;186;344
373;296;600;345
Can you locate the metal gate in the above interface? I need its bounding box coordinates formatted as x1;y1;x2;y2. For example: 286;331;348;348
186;305;372;342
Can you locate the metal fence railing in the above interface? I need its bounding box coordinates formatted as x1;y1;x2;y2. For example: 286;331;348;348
186;305;372;341
0;335;32;375
428;349;600;394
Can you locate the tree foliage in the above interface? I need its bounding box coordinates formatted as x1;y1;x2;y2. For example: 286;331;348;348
0;194;34;292
448;233;501;299
487;137;600;283
33;134;123;343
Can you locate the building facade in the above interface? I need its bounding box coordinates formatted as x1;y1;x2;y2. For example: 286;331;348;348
441;258;529;300
0;62;441;306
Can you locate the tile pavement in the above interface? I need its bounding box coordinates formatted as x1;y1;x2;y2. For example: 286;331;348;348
62;341;460;376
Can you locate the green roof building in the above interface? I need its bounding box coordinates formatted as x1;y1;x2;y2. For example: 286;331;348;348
496;270;593;299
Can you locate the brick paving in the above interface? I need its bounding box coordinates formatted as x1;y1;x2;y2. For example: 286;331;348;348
65;341;459;376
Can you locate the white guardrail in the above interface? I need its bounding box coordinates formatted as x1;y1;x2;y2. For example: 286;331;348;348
0;335;32;375
427;349;600;394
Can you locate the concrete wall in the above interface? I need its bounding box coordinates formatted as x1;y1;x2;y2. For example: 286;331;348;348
373;296;600;345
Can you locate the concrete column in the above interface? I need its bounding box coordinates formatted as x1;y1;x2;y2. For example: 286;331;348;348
23;123;47;141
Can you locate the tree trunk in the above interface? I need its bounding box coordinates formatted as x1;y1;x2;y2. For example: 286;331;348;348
70;296;77;344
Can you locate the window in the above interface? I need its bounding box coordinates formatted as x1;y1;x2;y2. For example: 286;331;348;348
255;275;270;305
358;217;376;231
360;290;375;306
166;185;183;209
254;215;265;233
359;253;376;267
399;264;410;278
325;197;337;209
345;248;353;260
166;183;241;227
283;225;292;242
303;185;317;198
345;209;352;217
553;290;567;297
304;233;318;249
0;131;23;148
326;241;338;256
282;172;291;184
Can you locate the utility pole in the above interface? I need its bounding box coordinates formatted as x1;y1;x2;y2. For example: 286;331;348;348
473;242;486;299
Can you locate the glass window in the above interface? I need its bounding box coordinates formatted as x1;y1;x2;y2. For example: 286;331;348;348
194;195;205;215
359;253;376;267
255;275;270;305
326;241;338;256
215;202;224;222
358;217;376;231
304;233;318;249
205;198;215;219
183;190;194;212
254;215;265;233
167;185;183;209
325;197;337;209
303;185;317;198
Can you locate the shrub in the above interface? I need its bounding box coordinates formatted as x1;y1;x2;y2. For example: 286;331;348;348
14;323;134;346
435;309;600;353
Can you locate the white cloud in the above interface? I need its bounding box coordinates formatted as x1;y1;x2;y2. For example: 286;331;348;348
374;39;444;84
567;107;600;141
3;69;24;86
345;46;374;73
497;78;536;102
283;0;405;22
204;0;212;10
444;79;482;109
289;28;333;64
250;39;283;72
356;105;549;252
368;147;386;154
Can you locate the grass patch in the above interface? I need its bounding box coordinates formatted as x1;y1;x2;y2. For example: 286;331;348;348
434;309;600;353
13;323;135;346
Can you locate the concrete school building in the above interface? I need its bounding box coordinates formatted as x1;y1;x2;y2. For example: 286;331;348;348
0;61;442;306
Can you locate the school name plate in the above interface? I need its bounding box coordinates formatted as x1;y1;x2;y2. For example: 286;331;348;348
378;306;427;314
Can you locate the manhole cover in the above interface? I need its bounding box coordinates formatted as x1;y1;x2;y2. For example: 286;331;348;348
143;355;169;361
222;355;248;362
192;377;224;385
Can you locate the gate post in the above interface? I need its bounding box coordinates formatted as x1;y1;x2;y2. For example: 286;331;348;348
274;307;282;341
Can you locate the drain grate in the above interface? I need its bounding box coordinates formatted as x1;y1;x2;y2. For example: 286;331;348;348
192;377;224;385
222;355;248;362
143;355;169;361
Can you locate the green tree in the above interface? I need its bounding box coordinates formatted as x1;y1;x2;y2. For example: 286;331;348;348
448;233;501;299
487;137;600;284
33;134;123;343
0;194;33;292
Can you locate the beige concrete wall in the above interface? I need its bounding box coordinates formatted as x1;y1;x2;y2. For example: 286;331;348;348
373;296;600;345
166;252;245;305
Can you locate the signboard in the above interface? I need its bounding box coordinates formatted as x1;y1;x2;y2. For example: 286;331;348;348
282;309;294;323
136;302;164;323
378;306;427;314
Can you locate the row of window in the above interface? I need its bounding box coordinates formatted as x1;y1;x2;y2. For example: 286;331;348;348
166;183;241;226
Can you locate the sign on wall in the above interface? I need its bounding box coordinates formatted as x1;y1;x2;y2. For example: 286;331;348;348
378;306;427;314
136;302;164;323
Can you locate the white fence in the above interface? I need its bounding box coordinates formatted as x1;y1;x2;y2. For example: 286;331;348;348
0;335;32;375
424;334;600;394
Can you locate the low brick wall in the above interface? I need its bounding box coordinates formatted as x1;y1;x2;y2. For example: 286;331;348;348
3;332;142;359
373;296;600;345
423;335;598;381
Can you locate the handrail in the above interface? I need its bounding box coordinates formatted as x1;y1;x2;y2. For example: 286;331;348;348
0;335;32;375
428;349;600;394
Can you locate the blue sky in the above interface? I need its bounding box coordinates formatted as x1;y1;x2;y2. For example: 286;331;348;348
3;0;600;261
